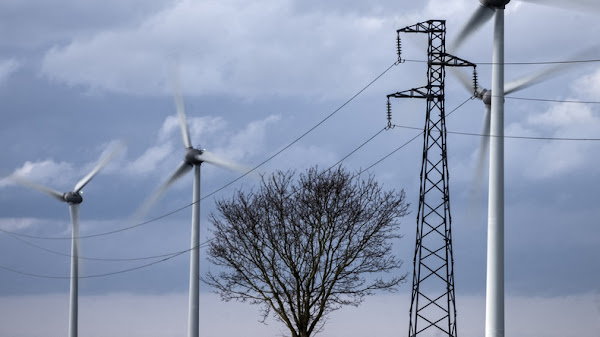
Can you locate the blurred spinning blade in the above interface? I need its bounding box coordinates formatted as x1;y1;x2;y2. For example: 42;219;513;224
134;162;193;220
9;175;65;202
170;64;192;149
519;0;600;12
74;142;125;193
197;151;251;175
466;105;491;228
451;3;495;51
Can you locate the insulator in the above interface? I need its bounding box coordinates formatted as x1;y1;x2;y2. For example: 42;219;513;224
386;97;392;128
472;68;479;95
396;33;402;62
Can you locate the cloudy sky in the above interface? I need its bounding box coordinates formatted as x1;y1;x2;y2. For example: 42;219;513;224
1;0;599;336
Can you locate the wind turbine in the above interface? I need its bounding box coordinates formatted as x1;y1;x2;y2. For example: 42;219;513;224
9;144;122;337
137;74;249;337
453;51;589;189
451;1;600;337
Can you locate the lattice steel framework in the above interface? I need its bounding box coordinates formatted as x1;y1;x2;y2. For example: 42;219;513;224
386;20;476;337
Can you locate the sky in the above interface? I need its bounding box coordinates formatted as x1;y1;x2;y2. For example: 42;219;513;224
1;0;599;336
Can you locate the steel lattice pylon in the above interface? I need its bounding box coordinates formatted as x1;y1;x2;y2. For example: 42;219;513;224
387;20;477;337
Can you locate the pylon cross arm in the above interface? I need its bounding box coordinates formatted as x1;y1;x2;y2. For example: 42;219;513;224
388;86;429;100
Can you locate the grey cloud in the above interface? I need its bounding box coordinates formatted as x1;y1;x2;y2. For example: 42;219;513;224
0;0;174;50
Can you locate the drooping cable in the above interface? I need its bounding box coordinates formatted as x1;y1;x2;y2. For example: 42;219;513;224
2;229;193;261
363;96;475;173
0;95;480;279
505;96;600;104
0;61;401;241
402;57;600;65
0;240;211;279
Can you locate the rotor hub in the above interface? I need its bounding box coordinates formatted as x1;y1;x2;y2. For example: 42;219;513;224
184;147;204;166
64;191;83;204
481;89;492;105
479;0;510;9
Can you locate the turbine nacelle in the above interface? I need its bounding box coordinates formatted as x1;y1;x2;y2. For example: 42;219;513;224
479;89;492;105
479;0;510;9
63;191;83;204
184;147;205;166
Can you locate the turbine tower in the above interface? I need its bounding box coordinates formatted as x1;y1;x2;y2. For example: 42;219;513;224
387;20;477;337
10;144;122;337
451;2;600;336
137;73;248;337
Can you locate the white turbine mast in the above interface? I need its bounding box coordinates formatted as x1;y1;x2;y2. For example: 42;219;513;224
10;144;123;337
136;68;249;337
450;1;600;337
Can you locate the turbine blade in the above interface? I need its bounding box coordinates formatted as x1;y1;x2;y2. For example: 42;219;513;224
475;105;491;190
134;162;193;219
170;65;192;149
519;0;600;12
9;175;64;202
198;151;251;174
74;142;124;193
465;104;491;228
504;69;557;95
450;67;483;96
505;47;598;95
451;4;495;51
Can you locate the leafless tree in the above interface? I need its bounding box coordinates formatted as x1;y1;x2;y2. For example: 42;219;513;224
204;166;409;337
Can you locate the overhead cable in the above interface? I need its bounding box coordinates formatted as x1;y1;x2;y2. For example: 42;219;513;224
1;229;194;261
0;61;400;241
402;58;600;65
505;96;600;104
391;125;600;141
0;96;476;278
0;240;210;279
361;96;474;173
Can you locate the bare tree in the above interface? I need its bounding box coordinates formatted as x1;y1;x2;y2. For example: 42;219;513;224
204;166;409;337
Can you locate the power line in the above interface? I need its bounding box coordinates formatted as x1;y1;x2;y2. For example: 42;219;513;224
391;125;600;141
0;96;475;279
0;205;193;241
389;94;600;142
450;130;600;141
328;127;387;168
479;59;600;66
10;92;590;243
9;92;596;275
201;60;400;195
0;252;184;279
361;132;422;173
0;128;391;276
0;61;400;241
402;58;600;66
505;96;600;104
0;126;395;277
0;240;211;279
9;86;595;266
6;85;595;277
1;229;194;261
2;124;393;266
361;96;474;173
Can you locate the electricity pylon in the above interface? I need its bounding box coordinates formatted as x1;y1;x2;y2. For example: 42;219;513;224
387;20;477;337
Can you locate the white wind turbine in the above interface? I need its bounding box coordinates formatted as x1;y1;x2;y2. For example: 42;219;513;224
451;1;600;337
9;144;122;337
453;50;590;192
137;73;249;337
